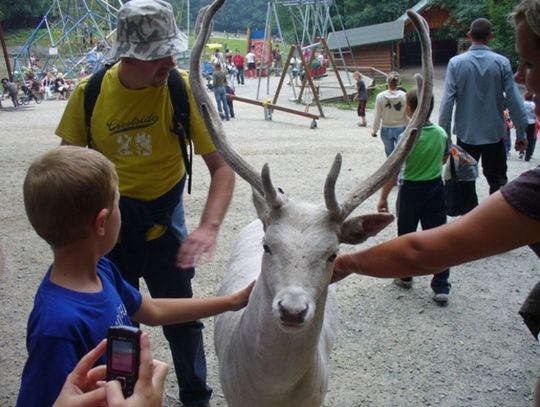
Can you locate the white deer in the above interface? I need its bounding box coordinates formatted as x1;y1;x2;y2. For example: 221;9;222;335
189;2;433;406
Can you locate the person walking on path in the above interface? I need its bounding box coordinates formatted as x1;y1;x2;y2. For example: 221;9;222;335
377;88;451;304
245;46;256;79
353;71;368;127
372;71;408;156
439;17;528;203
212;62;230;121
54;1;236;406
232;50;245;85
523;91;538;161
1;78;19;108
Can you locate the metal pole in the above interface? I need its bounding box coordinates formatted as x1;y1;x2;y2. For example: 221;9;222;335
0;21;13;81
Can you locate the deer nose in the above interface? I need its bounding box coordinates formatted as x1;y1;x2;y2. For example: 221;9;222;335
278;300;309;325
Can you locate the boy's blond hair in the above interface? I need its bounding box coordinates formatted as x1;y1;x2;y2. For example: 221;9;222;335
23;146;118;248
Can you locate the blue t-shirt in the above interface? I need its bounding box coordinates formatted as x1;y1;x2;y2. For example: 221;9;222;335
16;257;142;407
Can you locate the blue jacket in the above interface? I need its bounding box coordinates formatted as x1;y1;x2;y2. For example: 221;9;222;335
439;44;527;145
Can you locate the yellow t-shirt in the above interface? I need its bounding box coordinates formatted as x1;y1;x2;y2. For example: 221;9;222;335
56;63;215;201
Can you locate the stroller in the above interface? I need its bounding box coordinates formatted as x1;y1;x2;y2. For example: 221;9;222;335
202;61;214;90
18;84;43;105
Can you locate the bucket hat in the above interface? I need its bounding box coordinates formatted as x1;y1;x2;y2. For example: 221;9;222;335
110;0;188;61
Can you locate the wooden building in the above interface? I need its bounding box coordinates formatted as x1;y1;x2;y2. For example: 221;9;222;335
327;0;456;76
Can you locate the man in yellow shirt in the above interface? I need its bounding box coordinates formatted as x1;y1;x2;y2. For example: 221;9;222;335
55;1;235;406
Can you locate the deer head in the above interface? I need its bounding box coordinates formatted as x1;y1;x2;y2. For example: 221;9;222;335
190;0;433;328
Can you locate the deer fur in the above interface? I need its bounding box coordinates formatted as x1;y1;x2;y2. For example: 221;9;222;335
189;2;433;405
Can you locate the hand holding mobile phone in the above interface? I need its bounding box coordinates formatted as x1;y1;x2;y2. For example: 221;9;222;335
106;325;142;398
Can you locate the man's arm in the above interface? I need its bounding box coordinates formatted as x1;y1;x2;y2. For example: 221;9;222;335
176;151;235;268
333;191;540;283
438;61;457;139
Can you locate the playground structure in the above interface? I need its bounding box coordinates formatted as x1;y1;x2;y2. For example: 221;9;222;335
233;0;356;126
12;0;121;81
11;0;190;81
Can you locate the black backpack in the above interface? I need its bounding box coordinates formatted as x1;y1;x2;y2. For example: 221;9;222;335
83;65;193;193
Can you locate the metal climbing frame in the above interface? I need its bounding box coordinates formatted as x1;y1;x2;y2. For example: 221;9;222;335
12;0;122;81
275;0;357;85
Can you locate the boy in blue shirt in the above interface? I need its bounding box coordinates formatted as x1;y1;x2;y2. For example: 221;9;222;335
16;146;253;407
377;87;451;305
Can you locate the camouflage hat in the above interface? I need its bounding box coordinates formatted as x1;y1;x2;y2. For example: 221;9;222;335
387;71;401;85
110;0;188;61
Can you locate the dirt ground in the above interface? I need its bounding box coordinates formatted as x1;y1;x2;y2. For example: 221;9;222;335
1;69;539;407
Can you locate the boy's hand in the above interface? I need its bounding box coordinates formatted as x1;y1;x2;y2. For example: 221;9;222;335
377;198;389;213
228;281;255;311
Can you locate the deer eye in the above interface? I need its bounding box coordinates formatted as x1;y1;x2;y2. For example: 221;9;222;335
263;244;272;254
327;253;337;262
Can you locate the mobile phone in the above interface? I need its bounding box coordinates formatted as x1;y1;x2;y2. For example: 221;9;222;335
106;325;142;398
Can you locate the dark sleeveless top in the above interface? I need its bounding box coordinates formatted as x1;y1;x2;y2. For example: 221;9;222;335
501;165;540;338
500;165;540;257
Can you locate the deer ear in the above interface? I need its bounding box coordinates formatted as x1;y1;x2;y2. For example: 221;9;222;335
338;213;394;244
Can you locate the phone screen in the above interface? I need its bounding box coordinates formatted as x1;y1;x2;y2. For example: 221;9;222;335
110;338;135;374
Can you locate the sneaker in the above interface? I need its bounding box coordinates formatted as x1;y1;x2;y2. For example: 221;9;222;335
393;278;413;288
519;152;524;159
433;293;449;305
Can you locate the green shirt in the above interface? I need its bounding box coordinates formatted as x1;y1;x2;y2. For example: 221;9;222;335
402;124;447;181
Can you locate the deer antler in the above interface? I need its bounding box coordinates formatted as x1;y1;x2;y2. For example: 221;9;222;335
189;0;264;195
334;10;433;221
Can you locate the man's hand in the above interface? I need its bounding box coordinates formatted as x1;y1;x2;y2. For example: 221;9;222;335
176;224;218;269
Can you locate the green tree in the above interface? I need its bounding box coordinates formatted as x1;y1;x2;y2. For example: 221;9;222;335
0;0;48;28
488;0;519;66
339;0;420;27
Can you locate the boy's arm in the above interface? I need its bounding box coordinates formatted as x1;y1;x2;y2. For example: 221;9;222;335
132;281;254;326
377;172;398;213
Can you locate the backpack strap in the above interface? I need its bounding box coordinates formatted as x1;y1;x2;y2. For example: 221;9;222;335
84;64;112;149
168;68;193;194
83;65;193;194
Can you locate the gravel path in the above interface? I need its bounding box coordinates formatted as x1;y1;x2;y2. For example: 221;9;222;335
0;68;539;406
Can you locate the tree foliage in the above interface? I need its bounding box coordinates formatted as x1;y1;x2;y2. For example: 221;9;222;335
0;0;521;67
339;0;421;28
488;0;519;66
0;0;49;27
